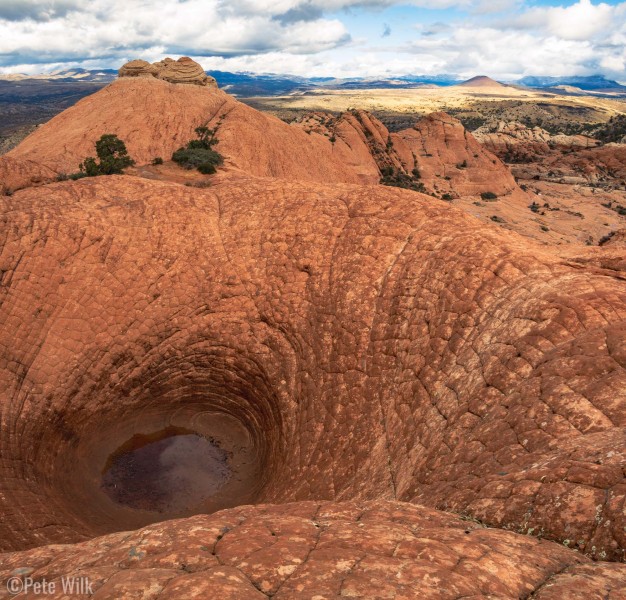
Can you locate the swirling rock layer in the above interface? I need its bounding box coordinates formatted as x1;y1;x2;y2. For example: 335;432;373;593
118;57;216;87
0;175;624;567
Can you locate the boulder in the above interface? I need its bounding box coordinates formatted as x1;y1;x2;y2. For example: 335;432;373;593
118;59;158;78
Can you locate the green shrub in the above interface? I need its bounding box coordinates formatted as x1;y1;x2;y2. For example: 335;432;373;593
481;191;498;201
172;126;223;174
198;162;217;175
152;157;163;165
380;167;426;193
71;134;134;179
172;147;223;171
442;193;454;201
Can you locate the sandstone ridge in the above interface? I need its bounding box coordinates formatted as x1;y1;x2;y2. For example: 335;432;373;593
5;76;526;205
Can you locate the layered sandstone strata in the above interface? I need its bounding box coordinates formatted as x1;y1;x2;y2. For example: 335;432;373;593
475;121;600;162
118;56;217;87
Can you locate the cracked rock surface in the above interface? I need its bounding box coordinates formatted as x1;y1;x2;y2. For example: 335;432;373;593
1;501;624;600
0;175;624;573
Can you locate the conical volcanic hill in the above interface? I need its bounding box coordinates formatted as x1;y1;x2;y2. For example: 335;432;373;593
458;75;507;88
0;59;624;597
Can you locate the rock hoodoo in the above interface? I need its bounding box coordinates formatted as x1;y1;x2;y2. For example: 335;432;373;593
117;59;158;79
118;56;217;87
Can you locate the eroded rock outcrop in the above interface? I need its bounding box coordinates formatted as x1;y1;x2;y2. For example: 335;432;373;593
118;56;217;87
391;112;523;198
293;110;526;200
117;59;158;79
475;121;600;163
6;77;523;202
5;77;365;183
0;175;624;566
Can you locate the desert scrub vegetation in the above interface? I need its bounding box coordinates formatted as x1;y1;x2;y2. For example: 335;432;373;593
70;134;134;179
593;115;626;144
481;191;498;201
380;165;427;193
173;126;224;174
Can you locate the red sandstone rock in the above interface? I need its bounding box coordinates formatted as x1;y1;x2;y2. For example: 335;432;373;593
0;175;624;566
6;79;526;204
0;501;623;599
6;77;365;183
391;112;523;198
119;56;217;87
0;156;56;195
1;59;625;598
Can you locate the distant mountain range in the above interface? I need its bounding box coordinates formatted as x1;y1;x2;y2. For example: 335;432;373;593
1;68;625;97
516;75;626;91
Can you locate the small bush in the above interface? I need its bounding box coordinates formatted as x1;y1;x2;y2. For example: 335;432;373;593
71;134;134;179
380;167;426;193
172;147;223;171
442;193;454;201
152;157;163;165
173;126;223;174
481;192;498;201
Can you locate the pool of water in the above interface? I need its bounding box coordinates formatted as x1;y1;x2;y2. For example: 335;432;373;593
101;426;231;513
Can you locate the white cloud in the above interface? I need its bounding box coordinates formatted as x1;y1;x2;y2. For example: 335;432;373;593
502;0;622;41
403;27;599;79
0;0;354;66
0;0;625;80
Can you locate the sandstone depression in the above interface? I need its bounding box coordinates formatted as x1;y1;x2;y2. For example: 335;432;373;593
0;58;624;598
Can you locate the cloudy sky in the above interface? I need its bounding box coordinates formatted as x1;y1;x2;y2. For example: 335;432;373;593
0;0;625;80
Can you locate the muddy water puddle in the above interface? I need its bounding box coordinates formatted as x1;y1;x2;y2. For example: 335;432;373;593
101;426;231;513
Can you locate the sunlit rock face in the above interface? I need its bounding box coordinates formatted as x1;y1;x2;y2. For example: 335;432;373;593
0;175;624;567
0;57;625;596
